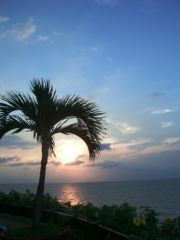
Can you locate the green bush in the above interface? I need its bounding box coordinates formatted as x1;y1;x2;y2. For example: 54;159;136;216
0;190;179;240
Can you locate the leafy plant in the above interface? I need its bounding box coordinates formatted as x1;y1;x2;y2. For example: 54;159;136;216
0;191;179;240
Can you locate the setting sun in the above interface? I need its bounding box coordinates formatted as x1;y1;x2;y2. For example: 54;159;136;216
56;138;88;165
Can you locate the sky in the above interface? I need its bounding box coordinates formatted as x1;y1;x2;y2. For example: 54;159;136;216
0;0;180;183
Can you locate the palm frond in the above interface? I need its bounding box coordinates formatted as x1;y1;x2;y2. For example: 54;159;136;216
52;122;101;160
0;79;106;160
0;115;34;139
30;78;57;105
55;95;106;137
0;92;37;122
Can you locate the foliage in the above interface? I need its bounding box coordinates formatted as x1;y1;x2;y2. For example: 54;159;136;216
0;190;180;239
0;79;106;229
160;217;180;240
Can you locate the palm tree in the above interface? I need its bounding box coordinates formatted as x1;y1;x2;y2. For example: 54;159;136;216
0;79;106;230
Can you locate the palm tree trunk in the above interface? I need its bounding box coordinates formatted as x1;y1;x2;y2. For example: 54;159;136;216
32;141;49;231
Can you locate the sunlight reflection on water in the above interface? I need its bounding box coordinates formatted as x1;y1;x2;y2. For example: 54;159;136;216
57;184;81;205
1;179;180;218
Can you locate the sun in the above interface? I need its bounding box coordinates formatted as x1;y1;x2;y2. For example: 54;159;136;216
61;145;80;163
56;138;87;164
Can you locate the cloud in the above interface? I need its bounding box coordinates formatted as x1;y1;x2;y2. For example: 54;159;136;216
49;160;62;166
151;107;177;115
0;156;20;164
108;119;140;136
37;35;49;41
8;160;40;167
160;121;174;128
131;150;180;172
162;137;180;145
87;160;122;168
99;138;152;162
94;0;119;6
128;138;152;150
8;163;26;167
64;154;86;166
98;136;179;169
119;123;140;135
100;143;112;151
0;135;36;149
0;17;36;41
26;161;40;166
136;137;180;157
65;160;84;166
0;16;10;23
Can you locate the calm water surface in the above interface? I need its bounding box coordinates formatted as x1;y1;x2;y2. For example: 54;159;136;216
0;179;180;219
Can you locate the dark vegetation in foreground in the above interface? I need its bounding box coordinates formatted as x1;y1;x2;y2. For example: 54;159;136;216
0;190;180;240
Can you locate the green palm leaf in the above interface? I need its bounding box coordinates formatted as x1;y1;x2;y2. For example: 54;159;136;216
0;78;106;229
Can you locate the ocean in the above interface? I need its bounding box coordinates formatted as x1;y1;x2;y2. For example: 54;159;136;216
0;178;180;219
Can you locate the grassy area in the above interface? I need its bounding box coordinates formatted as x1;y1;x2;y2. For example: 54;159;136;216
0;214;66;239
0;213;31;230
6;224;63;238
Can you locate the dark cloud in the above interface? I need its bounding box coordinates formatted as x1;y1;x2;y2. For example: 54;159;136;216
129;143;152;151
100;143;112;151
26;161;40;166
49;160;62;166
1;157;61;167
86;160;122;169
8;161;40;167
0;135;36;149
8;163;26;167
0;156;20;164
132;150;180;169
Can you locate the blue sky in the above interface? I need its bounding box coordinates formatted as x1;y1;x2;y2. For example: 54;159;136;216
0;0;180;183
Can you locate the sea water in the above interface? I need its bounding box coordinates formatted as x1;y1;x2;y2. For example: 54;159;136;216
0;178;180;219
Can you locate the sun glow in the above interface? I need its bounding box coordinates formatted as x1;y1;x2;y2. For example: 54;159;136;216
56;138;87;164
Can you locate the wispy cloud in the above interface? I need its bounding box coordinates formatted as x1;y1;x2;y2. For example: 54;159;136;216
138;137;180;157
7;160;40;167
108;119;141;136
87;160;122;168
0;156;20;164
37;35;49;41
99;138;152;162
119;123;140;135
49;160;62;166
94;0;119;6
65;160;84;166
0;135;36;149
160;121;174;128
0;16;10;23
0;17;36;41
162;137;180;145
151;107;177;115
64;154;86;166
